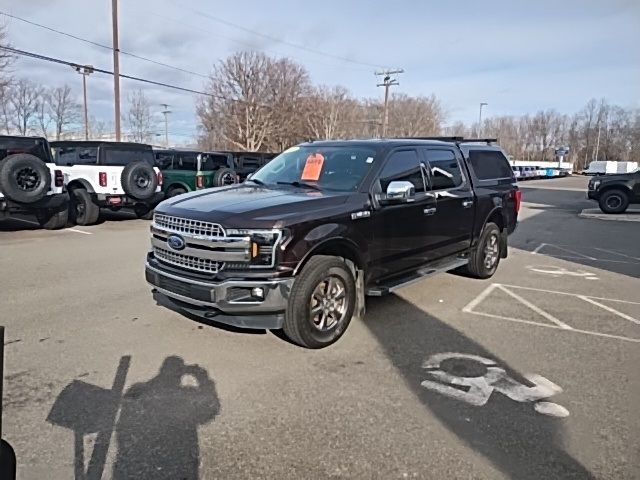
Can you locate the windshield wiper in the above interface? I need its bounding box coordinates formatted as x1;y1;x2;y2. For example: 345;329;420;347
247;178;266;186
276;181;322;191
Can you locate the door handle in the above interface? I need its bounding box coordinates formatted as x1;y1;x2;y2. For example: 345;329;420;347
462;200;474;208
423;207;437;216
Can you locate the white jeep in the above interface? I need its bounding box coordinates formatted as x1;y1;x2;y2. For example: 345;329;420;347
50;141;164;225
0;135;69;230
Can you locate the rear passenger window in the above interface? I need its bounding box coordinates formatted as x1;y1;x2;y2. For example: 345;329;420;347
177;154;198;170
468;150;513;179
155;153;174;170
379;150;425;193
56;147;77;165
425;149;463;190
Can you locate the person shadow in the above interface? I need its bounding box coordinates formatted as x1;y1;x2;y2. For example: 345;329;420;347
47;356;220;480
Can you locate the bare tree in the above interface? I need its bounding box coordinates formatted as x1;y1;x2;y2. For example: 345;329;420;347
10;78;43;135
0;25;13;90
0;83;12;134
46;84;81;140
127;89;154;143
304;85;357;140
198;51;311;152
35;93;51;138
385;93;445;137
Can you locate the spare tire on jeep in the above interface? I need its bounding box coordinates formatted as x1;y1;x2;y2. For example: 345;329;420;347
0;153;51;204
121;161;157;200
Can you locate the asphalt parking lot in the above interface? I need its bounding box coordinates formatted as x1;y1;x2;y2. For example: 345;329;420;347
1;176;639;480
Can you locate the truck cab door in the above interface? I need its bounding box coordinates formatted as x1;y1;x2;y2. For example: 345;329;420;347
420;148;474;259
369;149;438;281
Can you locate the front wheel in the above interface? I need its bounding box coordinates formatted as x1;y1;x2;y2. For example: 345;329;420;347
465;222;501;279
283;256;356;349
36;207;68;230
598;189;629;214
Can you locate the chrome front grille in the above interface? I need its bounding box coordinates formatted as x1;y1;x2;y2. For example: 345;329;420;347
154;214;225;237
153;246;222;274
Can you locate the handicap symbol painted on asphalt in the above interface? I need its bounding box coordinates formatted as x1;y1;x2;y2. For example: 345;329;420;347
526;265;598;280
420;352;569;417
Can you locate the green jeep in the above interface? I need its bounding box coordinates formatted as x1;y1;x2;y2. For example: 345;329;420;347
154;149;237;198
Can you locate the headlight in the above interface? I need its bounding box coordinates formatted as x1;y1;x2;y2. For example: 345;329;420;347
225;229;284;268
590;180;600;190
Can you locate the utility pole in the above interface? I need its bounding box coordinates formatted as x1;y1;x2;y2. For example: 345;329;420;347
112;0;121;141
375;69;403;137
478;102;488;138
75;65;94;140
594;122;601;162
160;104;171;147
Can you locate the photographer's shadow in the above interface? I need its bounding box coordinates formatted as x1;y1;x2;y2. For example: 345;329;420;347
113;356;219;480
48;356;220;480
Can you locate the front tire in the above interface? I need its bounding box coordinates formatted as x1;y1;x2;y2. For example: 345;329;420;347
283;256;356;349
36;207;68;230
465;222;501;279
598;189;629;214
70;188;100;226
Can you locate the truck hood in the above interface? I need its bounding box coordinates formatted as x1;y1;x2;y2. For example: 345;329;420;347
155;184;353;228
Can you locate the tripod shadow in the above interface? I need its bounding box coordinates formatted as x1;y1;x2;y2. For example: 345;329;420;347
47;356;220;480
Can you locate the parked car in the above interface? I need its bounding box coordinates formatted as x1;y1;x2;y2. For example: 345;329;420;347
145;137;520;348
155;149;236;198
588;169;640;213
50;141;164;225
217;151;278;182
0;135;69;229
512;166;521;179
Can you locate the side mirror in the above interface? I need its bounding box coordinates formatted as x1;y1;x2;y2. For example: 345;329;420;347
385;181;415;203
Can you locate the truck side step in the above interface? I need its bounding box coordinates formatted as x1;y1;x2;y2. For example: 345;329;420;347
366;256;469;296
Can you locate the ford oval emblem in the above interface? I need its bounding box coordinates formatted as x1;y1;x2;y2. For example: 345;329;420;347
167;234;186;251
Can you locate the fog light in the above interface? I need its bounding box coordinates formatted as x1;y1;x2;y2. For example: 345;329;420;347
251;287;265;299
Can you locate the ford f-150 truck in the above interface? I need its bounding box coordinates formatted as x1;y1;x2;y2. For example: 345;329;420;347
146;138;520;348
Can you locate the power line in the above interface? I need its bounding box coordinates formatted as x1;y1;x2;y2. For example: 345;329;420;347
178;3;387;70
1;45;270;107
0;10;208;78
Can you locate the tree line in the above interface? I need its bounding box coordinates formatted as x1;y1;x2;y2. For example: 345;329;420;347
198;51;640;168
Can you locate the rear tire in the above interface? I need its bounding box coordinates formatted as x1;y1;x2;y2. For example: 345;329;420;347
213;168;236;187
598;189;629;214
0;154;51;203
70;188;100;226
36;207;68;230
283;256;356;349
134;204;154;220
465;222;501;279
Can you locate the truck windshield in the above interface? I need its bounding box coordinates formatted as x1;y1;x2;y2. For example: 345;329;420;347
250;146;377;192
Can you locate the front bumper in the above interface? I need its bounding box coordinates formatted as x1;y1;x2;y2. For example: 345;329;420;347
145;261;294;329
0;192;69;213
587;190;598;200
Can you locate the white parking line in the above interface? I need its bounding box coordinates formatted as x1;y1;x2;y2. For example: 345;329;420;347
529;243;639;264
578;296;640;325
496;284;573;330
463;283;640;344
593;247;640;262
11;217;92;235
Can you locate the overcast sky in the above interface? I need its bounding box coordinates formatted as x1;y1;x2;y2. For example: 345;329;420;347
1;0;639;145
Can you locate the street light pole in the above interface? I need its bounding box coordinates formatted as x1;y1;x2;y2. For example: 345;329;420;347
75;65;94;140
478;102;488;138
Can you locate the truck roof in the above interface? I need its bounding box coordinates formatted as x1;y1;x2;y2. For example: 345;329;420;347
50;140;152;149
298;138;502;151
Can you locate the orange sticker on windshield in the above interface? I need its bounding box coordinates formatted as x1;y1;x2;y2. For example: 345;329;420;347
301;153;324;181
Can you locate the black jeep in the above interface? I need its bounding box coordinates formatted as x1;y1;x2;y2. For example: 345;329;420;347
588;169;640;213
0;136;69;230
145;137;520;348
